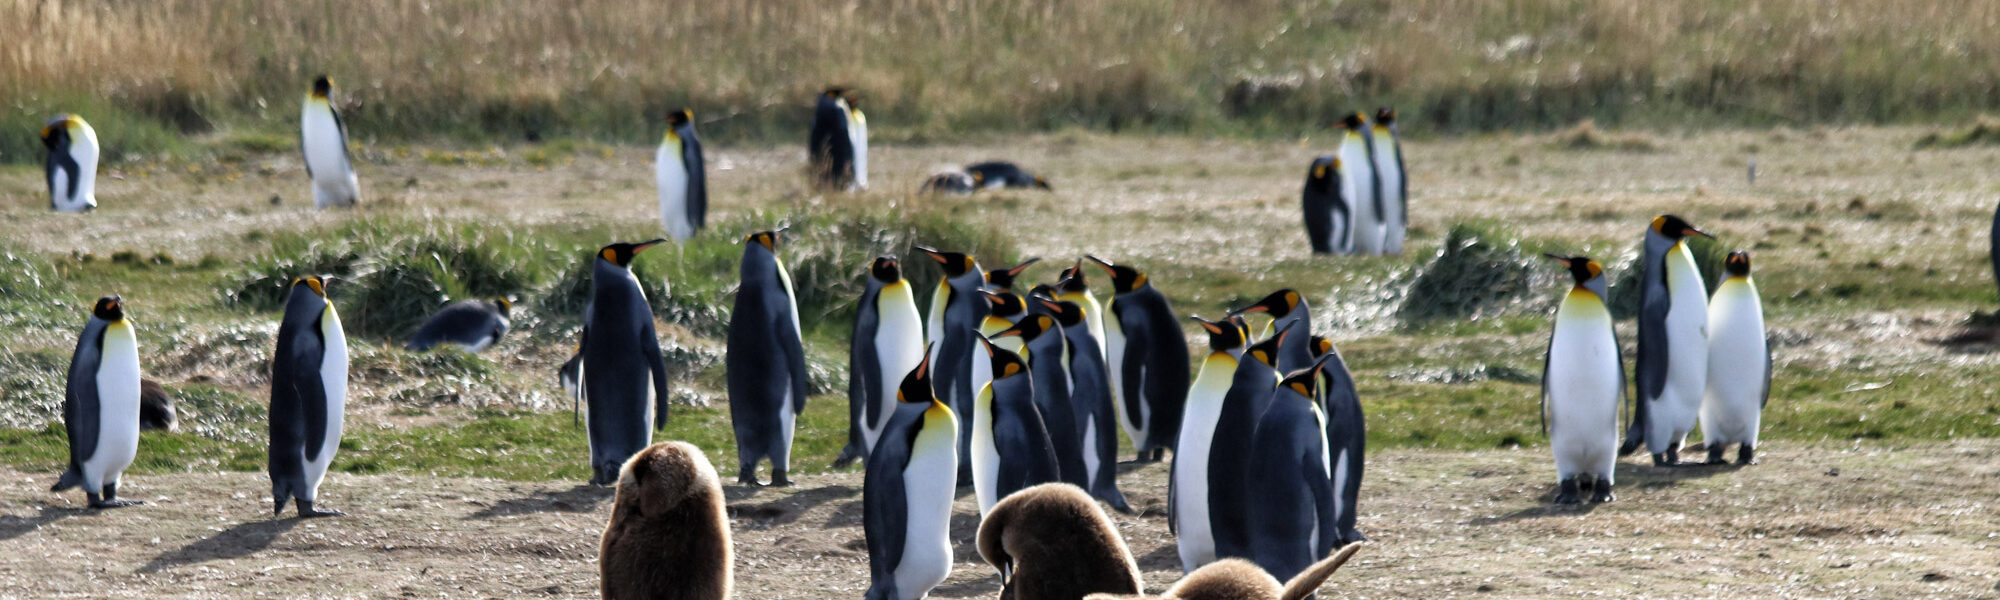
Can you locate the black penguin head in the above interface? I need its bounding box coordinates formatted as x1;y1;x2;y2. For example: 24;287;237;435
1309;335;1335;359
1278;362;1323;399
994;315;1055;343
896;345;936;404
743;229;784;252
916;246;979;278
92;295;124;322
667;109;693;127
1649;214;1712;241
979;336;1030;381
1542;254;1606;287
1375;106;1397;125
1033;176;1052;191
1308;157;1340;184
1036;299;1086;328
981;290;1027;318
41;115;75;149
291;275;330;298
985;258;1042;290
970;171;987;187
311;76;333;99
1084;256;1147;293
1055;260;1090;294
1231;289;1303;320
1025;284;1057;304
1245;319;1295;367
1337;112;1368;131
598;239;668;267
492;297;513;318
869;256;903;284
823;87;847;99
1192;316;1249;351
845;96;862;110
1725;250;1752;277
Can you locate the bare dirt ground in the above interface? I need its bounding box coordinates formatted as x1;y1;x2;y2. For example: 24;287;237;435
3;440;1995;599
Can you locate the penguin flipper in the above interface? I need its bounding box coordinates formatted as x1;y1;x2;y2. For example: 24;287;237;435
863;418;917;586
641;320;671;430
49;150;81;206
63;321;107;470
1112;306;1151;433
1539;330;1554;436
1304;442;1341;558
682;130;707;230
1761;342;1773;408
845;288;882;464
293;323;331;463
777;309;811;415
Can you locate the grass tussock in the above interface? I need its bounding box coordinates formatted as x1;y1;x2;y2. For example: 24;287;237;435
1396;224;1557;326
1913;116;2000;149
1547;119;1660;153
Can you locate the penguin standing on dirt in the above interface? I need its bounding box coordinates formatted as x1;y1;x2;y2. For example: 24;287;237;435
1087;255;1190;462
837;257;927;468
599;441;733;600
1244;358;1340;583
1622;215;1714;466
582;240;673;486
918;246;989;482
1230;289;1313;372
848;97;870;191
1542;254;1624;504
809;88;855;190
405;298;510;352
300;76;361;209
1172;316;1249;572
41;114;99;212
1336;112;1382;255
1207;323;1292;561
978;483;1143;599
268;277;348;517
864;351;960;600
1701;251;1771;465
1037;297;1130;512
970;338;1060;516
1056;262;1109;362
1301;157;1347;254
1315;347;1367;545
994;315;1090;491
51;296;142;508
1372;107;1409;255
726;230;810;486
657;108;708;243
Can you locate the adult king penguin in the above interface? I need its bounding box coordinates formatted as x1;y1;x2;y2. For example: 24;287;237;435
1371;107;1409;255
1088;255;1190;462
918;246;988;482
582;241;673;486
809;88;855;190
1701;251;1770;465
994;315;1091;491
1316;341;1367;545
1301;157;1348;254
1622;215;1714;466
1336;112;1383;255
970;337;1060;516
1542;254;1624;504
848;96;870;191
1244;357;1340;582
41;114;99;212
837;256;926;468
405;298;510;352
864;350;960;600
726;230;810;486
1229;289;1313;372
1206;322;1292;562
51;296;142;508
1037;298;1130;512
1172;316;1249;572
657;109;708;243
269;277;348;517
1055;262;1109;362
985;257;1043;292
300;76;361;209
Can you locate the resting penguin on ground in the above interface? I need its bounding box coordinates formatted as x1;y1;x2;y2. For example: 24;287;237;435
657;108;708;243
917;246;989;483
1230;289;1314;372
1622;214;1714;466
849;97;870;191
808;87;855;190
1035;298;1131;512
966;161;1053;190
1372;107;1409;255
1056;262;1109;362
978;483;1142;599
51;296;142;508
269;277;348;517
726;230;810;486
1087;255;1191;462
985;257;1043;292
1701;250;1770;465
970;337;1060;516
405;298;510;352
41;114;99;212
1207;322;1292;561
581;240;673;485
1542;254;1624;504
837;256;927;468
300;76;361;209
1301;157;1348;254
994;315;1091;491
1245;357;1340;582
139;378;176;432
1085;543;1363;600
1172;316;1250;572
864;349;960;600
599;441;731;600
920;171;977;196
1335;112;1383;255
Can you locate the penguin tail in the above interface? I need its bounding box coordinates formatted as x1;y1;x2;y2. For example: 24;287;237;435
50;466;81;492
1618;397;1649;457
272;480;295;516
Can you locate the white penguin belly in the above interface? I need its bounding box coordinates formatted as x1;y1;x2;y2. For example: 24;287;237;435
1548;300;1621;480
305;306;349;498
850;119;870;190
1654;246;1710;448
1701;281;1766;447
1173;355;1235;571
1371;135;1404;254
301;105;358;207
970;387;1001;515
656;144;692;243
1080;419;1102;488
1340;137;1382;255
896;421;958;599
86;323;143;487
868;287;926;451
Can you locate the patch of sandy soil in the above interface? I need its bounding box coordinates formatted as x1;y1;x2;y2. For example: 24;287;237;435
2;441;1995;598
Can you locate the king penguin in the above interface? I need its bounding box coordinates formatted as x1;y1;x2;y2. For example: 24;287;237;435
1372;107;1409;255
1056;261;1110;363
1244;357;1340;583
1336;112;1383;255
985;257;1043;292
1541;254;1624;504
1229;289;1314;372
1034;297;1130;512
838;256;927;468
1701;250;1770;465
1314;341;1367;545
41;114;99;212
1206;322;1292;562
1301;156;1348;255
809;87;855;190
1172;315;1250;573
300;76;361;209
657;108;708;243
268;276;348;517
1087;255;1191;462
968;289;1030;422
848;96;870;191
970;337;1060;516
726;230;810;486
864;349;960;600
1622;214;1714;466
51;296;142;508
917;246;988;483
405;298;510;352
582;240;673;486
994;315;1091;491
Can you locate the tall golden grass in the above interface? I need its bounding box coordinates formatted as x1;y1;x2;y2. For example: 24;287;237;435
4;0;1999;159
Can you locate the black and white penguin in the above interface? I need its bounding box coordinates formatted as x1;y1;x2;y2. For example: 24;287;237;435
970;337;1060;516
1229;289;1314;372
582;240;673;486
848;97;870;191
920;171;977;196
1035;298;1130;512
139;379;176;432
1300;156;1348;255
985;257;1043;292
40;114;99;212
1055;262;1109;362
726;230;810;486
1335;112;1382;255
917;246;989;482
1087;255;1191;461
994;315;1090;491
1541;254;1623;504
657;108;708;243
965;161;1053;190
1701;251;1770;465
1372;107;1409;255
1172;315;1250;572
51;296;142;508
864;350;960;600
1206;322;1292;562
1244;358;1339;583
268;277;348;517
809;87;855;190
1622;214;1713;466
969;289;1031;425
405;298;510;352
1314;345;1367;545
300;76;361;208
838;257;928;468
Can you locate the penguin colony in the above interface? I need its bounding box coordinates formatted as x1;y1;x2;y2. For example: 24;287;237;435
34;82;1779;597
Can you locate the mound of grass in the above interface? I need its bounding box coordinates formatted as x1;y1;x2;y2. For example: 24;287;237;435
1396;224;1557;326
0;247;64;303
343;256;451;341
1913;117;2000;149
224;246;364;310
1548;119;1661;153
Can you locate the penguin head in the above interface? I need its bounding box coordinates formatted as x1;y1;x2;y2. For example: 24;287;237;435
292;275;330;298
1375;106;1397;125
491;297;513;318
869;255;903;284
1725;250;1752;277
1083;255;1147;293
92;295;125;322
1055;260;1090;294
845;96;862;111
981;289;1027;318
1648;214;1711;241
1337;112;1368;131
1230;289;1303;321
896;345;937;405
823;87;847;99
916;246;980;278
1543;254;1609;293
311;76;333;99
41;115;77;150
667;109;693;127
1033;176;1052;191
742;229;784;252
970;171;987;187
1308;156;1340;185
1310;335;1335;359
994;314;1056;343
1278;361;1323;400
1192;316;1249;352
598;239;668;267
985;257;1042;290
1245;319;1296;368
978;336;1030;381
1036;298;1086;329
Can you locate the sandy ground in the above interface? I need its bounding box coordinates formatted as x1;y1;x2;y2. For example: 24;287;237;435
2;440;1995;599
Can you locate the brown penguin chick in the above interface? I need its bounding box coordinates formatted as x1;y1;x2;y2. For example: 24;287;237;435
599;441;733;600
977;483;1142;600
1085;543;1362;600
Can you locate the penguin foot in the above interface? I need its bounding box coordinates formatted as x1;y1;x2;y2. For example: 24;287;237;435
1705;445;1729;465
737;474;764;487
87;496;142;509
769;473;794;488
1151;448;1167;462
297;500;344;518
1553;478;1582;505
1665;444;1682;465
1650;453;1675;467
1589;480;1616;503
1737;445;1758;465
